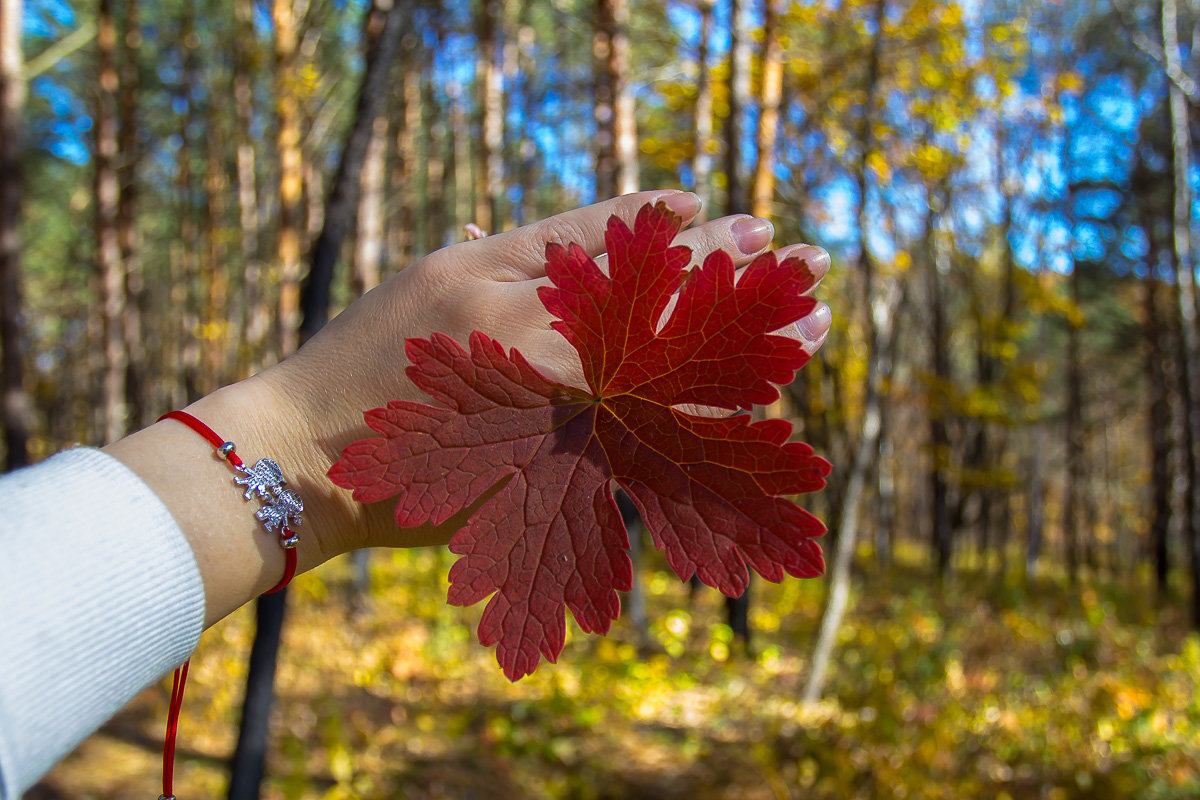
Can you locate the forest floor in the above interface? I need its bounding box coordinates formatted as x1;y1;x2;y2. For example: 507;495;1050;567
30;545;1200;800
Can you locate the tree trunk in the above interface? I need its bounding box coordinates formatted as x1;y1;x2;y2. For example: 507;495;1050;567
801;0;888;704
353;113;388;296
1064;259;1083;586
925;197;952;580
1164;0;1200;626
387;52;419;268
300;0;405;342
803;280;901;704
474;0;502;231
690;0;713;222
610;0;638;195
234;0;266;377
0;0;31;470
723;0;748;214
594;0;636;197
274;0;304;358
175;7;202;406
750;0;781;221
424;71;447;252
1141;220;1172;599
117;0;144;429
202;100;229;394
94;0;127;443
231;5;407;797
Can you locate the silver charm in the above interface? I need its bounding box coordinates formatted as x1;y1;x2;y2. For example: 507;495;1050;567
234;458;286;500
255;487;304;534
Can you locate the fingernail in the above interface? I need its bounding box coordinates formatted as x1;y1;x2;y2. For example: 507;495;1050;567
778;244;831;278
802;246;831;273
661;191;702;219
797;302;832;343
732;217;774;254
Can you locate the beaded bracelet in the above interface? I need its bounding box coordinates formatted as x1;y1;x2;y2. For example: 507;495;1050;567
154;410;304;800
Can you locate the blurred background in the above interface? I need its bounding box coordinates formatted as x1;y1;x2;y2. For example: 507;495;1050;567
4;0;1200;797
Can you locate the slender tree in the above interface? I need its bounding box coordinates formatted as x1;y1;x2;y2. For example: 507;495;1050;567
594;0;637;197
274;0;305;359
0;0;30;470
475;0;503;231
234;0;267;377
751;0;782;220
925;192;953;579
690;0;714;222
1163;0;1200;625
117;0;145;428
94;0;127;443
724;0;748;214
802;0;889;704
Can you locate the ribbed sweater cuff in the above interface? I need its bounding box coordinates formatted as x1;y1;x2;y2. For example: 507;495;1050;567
0;447;205;799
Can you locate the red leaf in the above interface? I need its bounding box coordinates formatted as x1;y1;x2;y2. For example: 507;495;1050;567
329;202;831;680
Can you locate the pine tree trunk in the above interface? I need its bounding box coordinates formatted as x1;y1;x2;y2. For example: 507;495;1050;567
424;70;447;252
1064;255;1083;585
723;0;748;214
117;0;145;428
1164;0;1200;626
474;0;502;231
690;0;713;222
593;0;618;198
175;7;202;405
512;0;537;226
388;55;419;267
926;198;952;580
750;0;781;221
609;0;638;195
1141;222;1172;599
202;102;229;393
234;0;266;377
94;0;127;443
354;113;388;296
0;0;31;470
274;0;304;358
301;0;405;341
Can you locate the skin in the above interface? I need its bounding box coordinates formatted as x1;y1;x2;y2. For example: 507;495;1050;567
103;190;833;628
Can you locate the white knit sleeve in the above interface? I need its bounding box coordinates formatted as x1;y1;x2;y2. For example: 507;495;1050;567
0;447;205;800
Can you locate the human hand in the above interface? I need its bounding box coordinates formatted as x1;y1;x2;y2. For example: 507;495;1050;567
108;190;832;625
261;190;833;561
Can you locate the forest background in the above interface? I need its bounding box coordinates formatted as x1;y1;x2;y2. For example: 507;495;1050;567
3;0;1200;797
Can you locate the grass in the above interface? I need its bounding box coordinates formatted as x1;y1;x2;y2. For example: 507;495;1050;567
31;544;1200;800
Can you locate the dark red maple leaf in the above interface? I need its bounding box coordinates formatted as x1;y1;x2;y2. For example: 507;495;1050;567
329;202;831;680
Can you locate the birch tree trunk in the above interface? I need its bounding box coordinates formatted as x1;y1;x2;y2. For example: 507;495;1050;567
0;0;31;470
801;0;888;704
1164;0;1200;626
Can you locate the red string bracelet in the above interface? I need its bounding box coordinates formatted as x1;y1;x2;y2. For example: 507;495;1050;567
155;409;303;800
